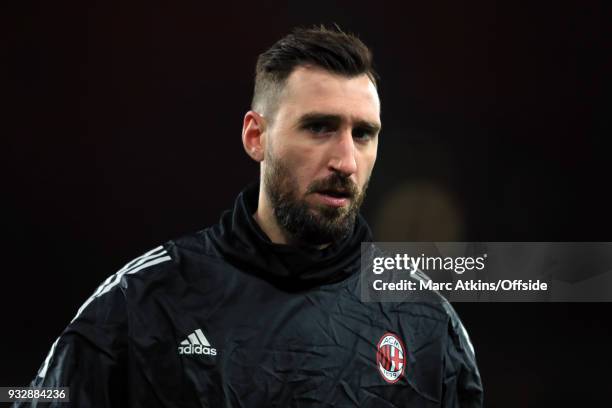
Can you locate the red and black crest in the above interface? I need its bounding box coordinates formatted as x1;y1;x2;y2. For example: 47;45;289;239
376;332;406;383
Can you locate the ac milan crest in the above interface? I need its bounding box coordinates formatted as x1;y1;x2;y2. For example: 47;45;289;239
376;333;406;383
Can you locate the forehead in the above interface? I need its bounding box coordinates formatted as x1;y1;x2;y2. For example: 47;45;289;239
277;66;381;124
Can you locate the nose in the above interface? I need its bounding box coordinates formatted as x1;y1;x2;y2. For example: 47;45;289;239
328;128;358;176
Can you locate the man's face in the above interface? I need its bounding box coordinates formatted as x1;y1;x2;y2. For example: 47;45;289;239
262;66;381;245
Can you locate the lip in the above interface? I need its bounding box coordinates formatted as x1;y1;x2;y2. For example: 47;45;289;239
314;192;350;208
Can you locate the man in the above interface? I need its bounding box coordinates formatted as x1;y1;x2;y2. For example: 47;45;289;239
18;26;483;407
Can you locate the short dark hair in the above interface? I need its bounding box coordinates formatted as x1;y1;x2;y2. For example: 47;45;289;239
252;25;378;121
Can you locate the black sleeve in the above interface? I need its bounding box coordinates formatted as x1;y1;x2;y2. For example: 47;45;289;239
12;277;129;408
441;303;484;407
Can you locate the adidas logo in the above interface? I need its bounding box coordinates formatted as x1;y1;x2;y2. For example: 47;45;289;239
178;329;217;356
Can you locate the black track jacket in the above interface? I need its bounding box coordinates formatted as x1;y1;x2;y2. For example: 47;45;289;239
17;184;483;407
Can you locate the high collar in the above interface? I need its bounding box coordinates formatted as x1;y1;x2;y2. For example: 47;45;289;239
207;182;372;289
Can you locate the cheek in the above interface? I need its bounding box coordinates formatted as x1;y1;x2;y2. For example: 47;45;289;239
357;149;377;185
276;145;325;191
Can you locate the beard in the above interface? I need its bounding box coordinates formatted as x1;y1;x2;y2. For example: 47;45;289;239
263;151;369;246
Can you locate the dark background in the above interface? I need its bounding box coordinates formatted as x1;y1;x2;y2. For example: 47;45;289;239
3;1;610;406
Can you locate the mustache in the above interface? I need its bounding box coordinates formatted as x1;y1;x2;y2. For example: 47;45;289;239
306;173;359;198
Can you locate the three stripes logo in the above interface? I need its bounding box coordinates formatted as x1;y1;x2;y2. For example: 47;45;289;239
178;329;217;356
376;332;406;384
38;246;172;379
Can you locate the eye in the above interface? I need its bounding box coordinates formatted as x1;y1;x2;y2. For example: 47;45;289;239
353;127;375;141
305;122;333;134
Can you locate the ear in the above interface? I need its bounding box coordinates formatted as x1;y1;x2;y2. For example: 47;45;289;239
242;110;266;162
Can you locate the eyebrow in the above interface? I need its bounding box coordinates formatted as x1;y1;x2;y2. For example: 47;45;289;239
296;112;381;134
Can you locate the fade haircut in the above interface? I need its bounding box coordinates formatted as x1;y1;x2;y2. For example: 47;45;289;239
252;25;378;122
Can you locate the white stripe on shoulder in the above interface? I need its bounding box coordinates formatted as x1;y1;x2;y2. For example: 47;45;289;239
94;248;169;297
37;336;60;379
116;246;166;275
37;246;171;379
73;247;171;323
89;247;165;298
